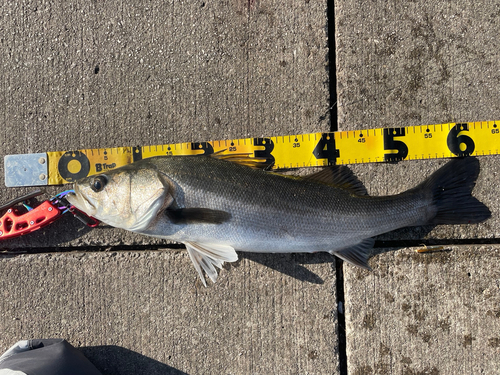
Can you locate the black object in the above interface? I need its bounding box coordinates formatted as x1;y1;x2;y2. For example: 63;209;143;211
0;339;102;375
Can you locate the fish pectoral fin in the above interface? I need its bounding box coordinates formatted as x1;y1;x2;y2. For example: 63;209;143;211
166;208;231;224
331;238;374;270
184;242;238;287
305;166;368;195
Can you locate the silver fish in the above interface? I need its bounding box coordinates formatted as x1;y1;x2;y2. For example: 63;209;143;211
66;156;490;285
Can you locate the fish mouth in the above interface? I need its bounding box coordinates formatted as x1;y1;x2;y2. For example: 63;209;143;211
65;186;97;216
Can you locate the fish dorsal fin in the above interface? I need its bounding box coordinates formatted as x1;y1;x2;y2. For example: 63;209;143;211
184;241;238;286
330;238;374;270
210;151;270;169
305;166;368;195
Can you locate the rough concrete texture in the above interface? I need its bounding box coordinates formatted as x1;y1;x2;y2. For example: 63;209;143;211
345;246;500;374
335;0;500;373
2;0;499;374
0;1;336;374
0;251;337;374
0;0;329;155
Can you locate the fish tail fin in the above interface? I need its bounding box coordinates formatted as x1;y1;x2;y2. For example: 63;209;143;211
418;157;491;225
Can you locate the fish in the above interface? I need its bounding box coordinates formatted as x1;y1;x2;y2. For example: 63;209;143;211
66;155;491;285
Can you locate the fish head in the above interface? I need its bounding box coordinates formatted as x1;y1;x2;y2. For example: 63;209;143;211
66;162;171;231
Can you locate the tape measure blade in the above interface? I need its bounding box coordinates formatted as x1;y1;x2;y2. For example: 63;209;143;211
473;121;499;155
4;153;48;187
4;120;500;187
271;133;320;168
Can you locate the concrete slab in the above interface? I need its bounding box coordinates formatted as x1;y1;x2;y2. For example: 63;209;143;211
0;0;330;249
335;0;500;240
344;246;500;374
335;0;500;373
0;251;337;374
0;0;336;373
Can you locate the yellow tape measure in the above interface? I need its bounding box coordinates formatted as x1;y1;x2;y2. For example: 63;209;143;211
4;120;500;187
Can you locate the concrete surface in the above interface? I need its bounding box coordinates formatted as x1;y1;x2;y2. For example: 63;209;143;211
0;0;499;375
335;0;500;241
0;251;337;374
0;1;336;374
344;246;500;375
335;0;500;373
0;0;330;249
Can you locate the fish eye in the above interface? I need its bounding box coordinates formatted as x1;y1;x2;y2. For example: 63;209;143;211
90;175;108;192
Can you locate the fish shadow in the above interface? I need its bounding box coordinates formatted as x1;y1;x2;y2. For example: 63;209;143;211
79;345;189;375
238;252;334;285
371;225;437;257
238;225;439;284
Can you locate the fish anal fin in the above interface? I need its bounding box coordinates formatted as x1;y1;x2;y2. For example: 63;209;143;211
306;166;368;195
166;208;231;224
331;238;374;270
184;242;238;286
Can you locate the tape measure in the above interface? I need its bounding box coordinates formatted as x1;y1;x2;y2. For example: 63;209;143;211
4;120;500;187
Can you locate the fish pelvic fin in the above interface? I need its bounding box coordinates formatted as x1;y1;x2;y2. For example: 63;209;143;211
184;242;238;286
414;157;491;225
331;238;374;270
